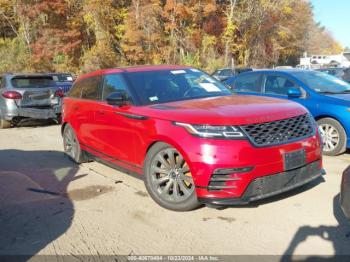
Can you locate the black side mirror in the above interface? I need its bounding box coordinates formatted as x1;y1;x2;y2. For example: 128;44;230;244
106;91;129;106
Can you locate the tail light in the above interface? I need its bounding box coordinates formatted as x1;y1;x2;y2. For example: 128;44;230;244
2;91;22;99
54;89;64;98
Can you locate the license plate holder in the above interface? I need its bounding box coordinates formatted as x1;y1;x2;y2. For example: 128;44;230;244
284;149;306;171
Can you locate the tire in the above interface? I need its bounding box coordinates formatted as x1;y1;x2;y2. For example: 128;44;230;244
53;114;62;125
143;142;201;211
317;118;347;156
0;118;11;129
63;124;89;164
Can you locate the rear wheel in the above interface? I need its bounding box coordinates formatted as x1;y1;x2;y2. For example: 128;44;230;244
317;118;346;156
63;124;89;163
144;142;200;211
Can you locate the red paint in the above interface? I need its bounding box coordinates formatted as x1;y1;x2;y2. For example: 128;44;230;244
63;66;323;201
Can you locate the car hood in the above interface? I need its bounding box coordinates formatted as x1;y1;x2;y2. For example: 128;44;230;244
134;95;307;125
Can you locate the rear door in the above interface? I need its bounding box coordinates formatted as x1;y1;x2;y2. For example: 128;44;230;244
230;73;263;96
10;75;58;108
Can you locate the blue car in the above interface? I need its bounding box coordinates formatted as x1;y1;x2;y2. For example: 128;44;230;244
225;69;350;156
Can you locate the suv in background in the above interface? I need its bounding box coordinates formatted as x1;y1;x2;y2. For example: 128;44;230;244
48;73;74;94
62;65;323;211
212;67;252;81
0;73;63;128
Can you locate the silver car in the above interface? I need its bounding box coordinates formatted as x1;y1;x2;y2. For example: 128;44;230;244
0;73;63;128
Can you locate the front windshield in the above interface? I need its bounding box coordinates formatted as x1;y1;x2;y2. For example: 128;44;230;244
292;71;350;94
125;68;232;105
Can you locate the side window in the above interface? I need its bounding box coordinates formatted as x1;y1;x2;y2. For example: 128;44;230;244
102;74;128;100
264;75;298;96
233;74;262;93
81;76;102;100
68;80;84;98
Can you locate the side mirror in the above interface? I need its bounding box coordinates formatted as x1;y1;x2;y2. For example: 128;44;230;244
106;91;129;106
287;87;302;98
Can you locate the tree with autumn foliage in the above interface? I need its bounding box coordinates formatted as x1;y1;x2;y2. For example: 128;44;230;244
0;0;344;74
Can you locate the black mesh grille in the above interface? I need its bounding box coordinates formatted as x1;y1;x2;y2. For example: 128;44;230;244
241;114;314;147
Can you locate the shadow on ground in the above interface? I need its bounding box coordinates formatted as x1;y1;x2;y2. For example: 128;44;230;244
0;149;81;260
281;194;350;261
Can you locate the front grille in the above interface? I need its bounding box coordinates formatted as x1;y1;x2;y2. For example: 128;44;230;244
241;114;314;147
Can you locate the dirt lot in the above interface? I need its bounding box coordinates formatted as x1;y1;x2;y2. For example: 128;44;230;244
0;123;350;259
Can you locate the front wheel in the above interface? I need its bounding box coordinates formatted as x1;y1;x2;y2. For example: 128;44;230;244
317;118;347;156
144;143;200;211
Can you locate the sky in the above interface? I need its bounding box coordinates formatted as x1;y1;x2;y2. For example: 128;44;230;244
310;0;350;49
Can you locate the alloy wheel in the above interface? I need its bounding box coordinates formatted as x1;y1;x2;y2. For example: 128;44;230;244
63;127;78;160
150;148;194;203
319;123;340;152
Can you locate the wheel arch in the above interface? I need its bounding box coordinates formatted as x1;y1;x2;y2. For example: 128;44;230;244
143;137;193;172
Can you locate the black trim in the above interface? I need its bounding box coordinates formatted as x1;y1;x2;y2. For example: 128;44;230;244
198;162;325;206
115;112;149;120
80;142;142;172
86;152;144;179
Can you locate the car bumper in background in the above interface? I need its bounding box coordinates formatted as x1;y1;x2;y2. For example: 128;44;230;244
3;105;61;120
341;166;350;220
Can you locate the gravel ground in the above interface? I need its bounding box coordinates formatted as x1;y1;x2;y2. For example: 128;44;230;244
0;123;350;259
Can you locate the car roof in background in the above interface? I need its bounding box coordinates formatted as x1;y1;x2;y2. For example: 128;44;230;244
75;65;192;82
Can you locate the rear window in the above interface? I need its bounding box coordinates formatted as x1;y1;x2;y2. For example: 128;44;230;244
51;74;74;82
11;76;55;88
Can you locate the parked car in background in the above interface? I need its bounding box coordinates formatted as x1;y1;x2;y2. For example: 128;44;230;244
225;70;350;156
62;65;323;211
341;166;350;220
0;73;63;128
316;67;350;83
48;73;74;94
212;67;252;81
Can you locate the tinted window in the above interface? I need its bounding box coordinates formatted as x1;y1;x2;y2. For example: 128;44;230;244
217;69;232;77
51;74;73;82
102;74;129;100
233;74;262;93
264;75;298;95
291;71;350;94
125;69;231;105
81;76;102;100
11;76;55;88
68;80;84;98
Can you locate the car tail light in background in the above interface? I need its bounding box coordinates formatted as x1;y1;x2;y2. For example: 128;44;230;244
54;89;64;98
1;91;22;99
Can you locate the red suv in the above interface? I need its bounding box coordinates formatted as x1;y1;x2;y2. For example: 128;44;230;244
62;65;324;211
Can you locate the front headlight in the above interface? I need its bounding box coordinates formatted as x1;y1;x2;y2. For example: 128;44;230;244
174;122;246;139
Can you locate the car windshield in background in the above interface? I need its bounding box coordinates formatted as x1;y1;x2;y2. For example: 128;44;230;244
50;74;73;82
292;71;350;94
125;69;231;105
11;76;56;88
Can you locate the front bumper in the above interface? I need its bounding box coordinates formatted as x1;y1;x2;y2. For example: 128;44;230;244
199;161;325;205
341;166;350;220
